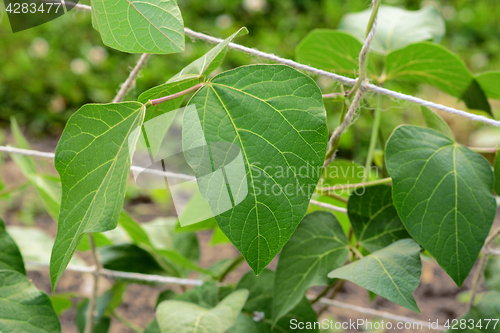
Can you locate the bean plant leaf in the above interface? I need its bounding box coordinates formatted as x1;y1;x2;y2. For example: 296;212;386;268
91;0;185;54
385;42;491;113
156;289;248;333
183;64;328;274
0;269;62;333
385;125;496;287
296;30;376;79
452;291;500;333
420;106;454;140
347;185;411;253
0;218;25;274
328;239;422;312
476;71;500;100
495;150;500;196
50;102;145;292
232;269;319;333
485;255;500;292
273;211;349;323
339;5;445;54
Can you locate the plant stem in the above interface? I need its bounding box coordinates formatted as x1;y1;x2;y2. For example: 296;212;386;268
324;101;348;162
485;226;500;247
218;254;244;282
149;83;204;106
326;192;348;204
113;53;151;103
468;253;489;309
0;181;29;197
85;234;102;333
350;246;364;260
317;280;346;316
363;95;383;182
112;311;144;333
319;177;392;192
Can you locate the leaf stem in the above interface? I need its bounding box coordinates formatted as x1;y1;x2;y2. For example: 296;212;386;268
111;310;144;333
113;53;151;103
150;83;204;106
319;177;392;192
218;254;244;282
363;95;383;182
84;234;102;333
317;280;346;316
467;253;489;309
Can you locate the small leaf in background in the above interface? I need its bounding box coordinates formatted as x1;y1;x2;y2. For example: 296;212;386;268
50;102;145;291
232;269;319;333
50;292;79;316
420;107;455;140
451;291;500;333
476;71;500;100
296;30;376;79
0;269;61;332
385;126;496;286
339;5;445;54
328;239;422;312
347;185;410;253
0;218;25;274
485;255;500;292
385;43;491;113
91;0;184;54
494;150;500;196
99;244;167;276
77;232;114;252
273;211;349;323
183;64;328;274
156;289;248;333
156;281;234;310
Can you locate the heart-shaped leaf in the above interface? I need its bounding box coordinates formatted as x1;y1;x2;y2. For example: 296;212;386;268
273;211;349;322
385;125;496;286
347;185;411;253
328;239;422;312
385;42;491;113
91;0;184;54
50;102;145;291
183;64;328;274
339;5;445;54
156;289;248;333
0;269;61;333
0;218;25;274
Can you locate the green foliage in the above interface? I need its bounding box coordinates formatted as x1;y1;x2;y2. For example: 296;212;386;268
339;5;445;54
183;64;328;274
0;218;25;274
156;289;248;333
347;185;410;253
385;126;496;286
50;102;145;291
476;71;500;100
328;239;422;312
91;0;185;54
452;291;500;332
385;42;491;113
420;107;455;140
273;211;349;323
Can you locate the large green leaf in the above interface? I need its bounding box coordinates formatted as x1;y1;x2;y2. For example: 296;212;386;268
0;218;25;274
183;64;328;273
91;0;184;54
231;269;319;333
385;42;491;113
339;5;445;54
156;289;248;333
451;291;500;333
476;71;500;100
273;211;349;322
50;102;145;291
296;30;375;79
328;239;422;312
385;125;496;286
0;269;61;333
347;185;410;253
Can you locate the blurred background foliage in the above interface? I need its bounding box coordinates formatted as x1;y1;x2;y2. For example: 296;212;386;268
1;0;500;163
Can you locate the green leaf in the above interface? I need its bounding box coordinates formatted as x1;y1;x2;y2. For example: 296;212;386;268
0;269;61;333
339;5;445;54
50;293;78;316
451;291;500;333
347;185;411;253
485;255;500;292
118;211;153;247
156;289;248;333
385;42;491;113
10;117;62;220
296;30;376;79
183;64;328;274
99;244;166;275
476;71;500;100
91;0;184;54
385;125;496;286
420;106;454;140
494;150;500;196
328;239;422;312
51;102;145;291
77;233;114;252
232;269;319;333
0;218;25;274
273;211;349;322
